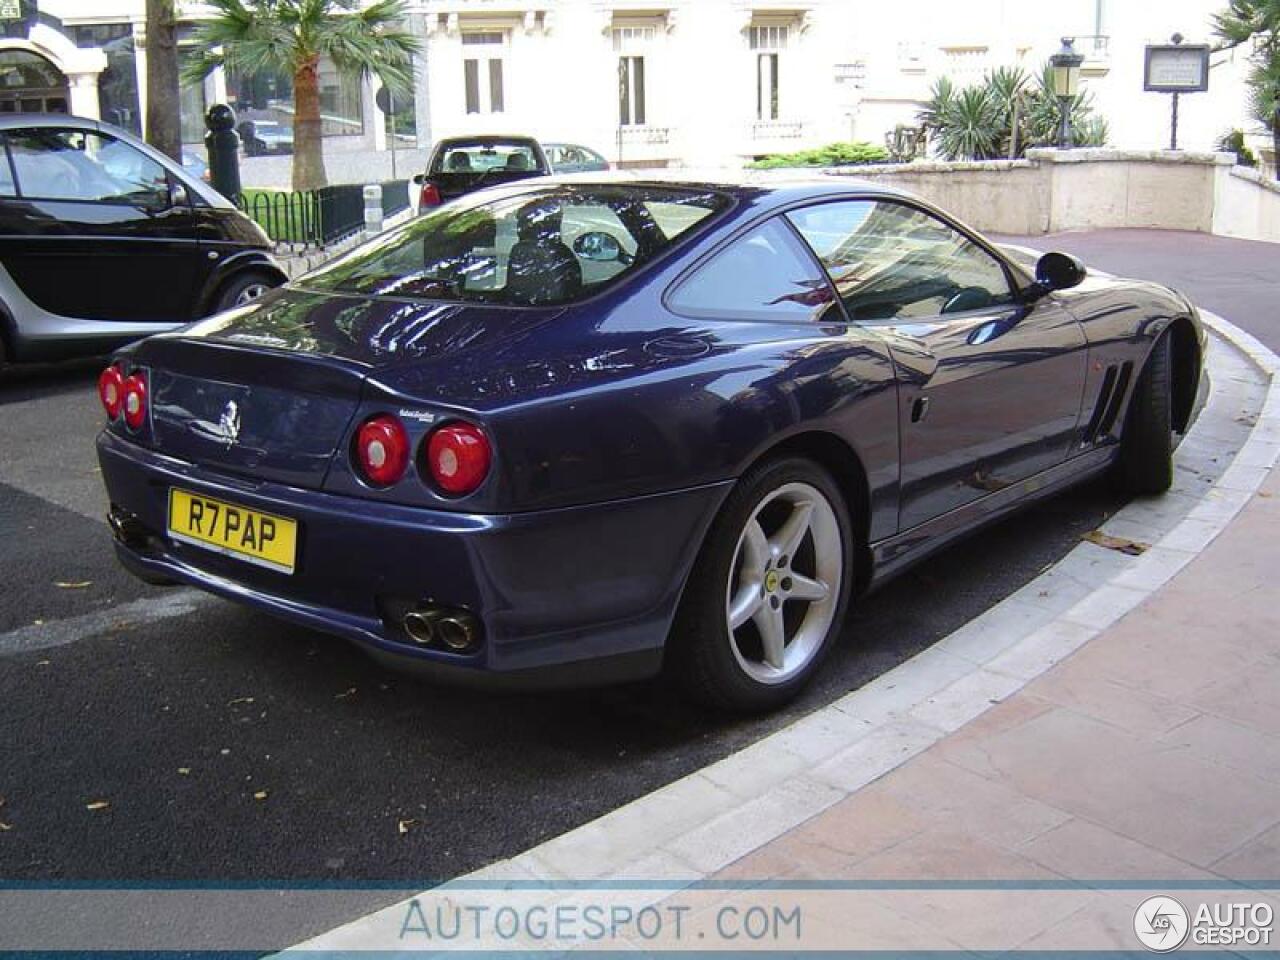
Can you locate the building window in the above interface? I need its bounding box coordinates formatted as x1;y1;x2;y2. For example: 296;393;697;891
749;25;787;121
69;23;140;134
462;31;505;114
618;55;645;126
613;24;656;50
756;53;778;120
317;57;364;136
749;25;788;51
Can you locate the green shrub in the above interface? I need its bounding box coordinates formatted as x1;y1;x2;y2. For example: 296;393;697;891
748;141;889;170
1217;128;1259;167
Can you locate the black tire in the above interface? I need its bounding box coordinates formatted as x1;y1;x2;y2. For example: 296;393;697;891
1117;333;1174;495
666;457;855;713
212;270;278;313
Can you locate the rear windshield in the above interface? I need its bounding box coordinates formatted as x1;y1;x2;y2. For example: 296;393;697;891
432;141;542;174
299;185;731;306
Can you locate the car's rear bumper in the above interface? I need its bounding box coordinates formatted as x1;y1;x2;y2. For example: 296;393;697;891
97;431;731;688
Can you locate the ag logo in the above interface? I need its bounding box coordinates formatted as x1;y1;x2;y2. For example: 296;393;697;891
1134;896;1190;952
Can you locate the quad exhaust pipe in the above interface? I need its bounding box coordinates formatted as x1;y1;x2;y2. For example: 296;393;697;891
402;606;480;652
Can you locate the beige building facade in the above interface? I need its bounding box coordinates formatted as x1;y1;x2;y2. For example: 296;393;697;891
1;0;1267;179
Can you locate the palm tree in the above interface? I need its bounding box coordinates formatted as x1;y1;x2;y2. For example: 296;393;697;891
1214;0;1280;179
145;0;182;161
183;0;420;192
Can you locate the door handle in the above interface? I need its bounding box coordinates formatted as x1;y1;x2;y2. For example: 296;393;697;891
911;395;931;423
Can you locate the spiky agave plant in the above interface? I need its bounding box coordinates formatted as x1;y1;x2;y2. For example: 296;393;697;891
982;65;1031;157
916;76;955;139
936;86;1000;160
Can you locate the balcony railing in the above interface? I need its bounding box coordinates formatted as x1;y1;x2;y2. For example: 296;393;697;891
1078;34;1111;71
750;119;805;140
618;125;671;146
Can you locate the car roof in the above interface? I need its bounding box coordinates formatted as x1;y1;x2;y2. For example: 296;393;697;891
436;134;541;147
512;169;917;208
0;112;103;131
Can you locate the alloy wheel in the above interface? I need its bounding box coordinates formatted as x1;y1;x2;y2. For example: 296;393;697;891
724;481;843;685
234;282;271;306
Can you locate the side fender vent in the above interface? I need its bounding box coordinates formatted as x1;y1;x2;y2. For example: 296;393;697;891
1098;361;1134;439
1082;364;1118;445
1082;361;1133;445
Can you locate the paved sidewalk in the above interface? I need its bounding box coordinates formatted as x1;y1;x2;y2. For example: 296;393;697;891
285;311;1280;954
710;468;1280;888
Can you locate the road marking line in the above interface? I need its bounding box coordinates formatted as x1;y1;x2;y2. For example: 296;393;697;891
287;308;1280;952
0;590;208;657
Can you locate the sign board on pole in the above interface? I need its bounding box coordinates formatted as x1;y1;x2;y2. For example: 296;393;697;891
1144;44;1211;92
0;0;22;21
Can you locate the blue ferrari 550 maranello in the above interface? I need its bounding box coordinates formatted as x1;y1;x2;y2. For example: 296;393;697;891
96;175;1204;711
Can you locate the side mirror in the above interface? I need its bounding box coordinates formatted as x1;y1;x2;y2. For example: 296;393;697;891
573;231;624;262
412;173;425;185
1034;251;1087;293
171;182;190;207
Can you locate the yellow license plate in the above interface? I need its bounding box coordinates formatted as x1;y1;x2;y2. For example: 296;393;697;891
167;489;298;574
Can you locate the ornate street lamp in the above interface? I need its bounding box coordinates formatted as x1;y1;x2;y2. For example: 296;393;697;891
1049;37;1084;149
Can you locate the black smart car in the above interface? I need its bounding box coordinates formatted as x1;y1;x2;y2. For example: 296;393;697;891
0;114;286;365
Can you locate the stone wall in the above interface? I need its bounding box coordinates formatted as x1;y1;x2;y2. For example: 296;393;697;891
1214;167;1280;243
824;148;1279;243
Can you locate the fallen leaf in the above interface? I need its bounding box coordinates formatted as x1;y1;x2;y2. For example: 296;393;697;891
227;696;255;706
335;687;357;700
85;800;110;811
220;748;231;756
55;581;92;590
35;660;50;667
253;791;268;801
1083;530;1149;556
398;818;418;835
177;767;191;776
0;822;11;832
1260;492;1273;499
32;619;43;626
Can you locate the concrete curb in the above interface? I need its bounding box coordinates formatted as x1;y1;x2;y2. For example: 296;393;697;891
292;309;1278;950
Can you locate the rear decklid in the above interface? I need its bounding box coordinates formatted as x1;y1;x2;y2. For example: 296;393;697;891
123;288;562;489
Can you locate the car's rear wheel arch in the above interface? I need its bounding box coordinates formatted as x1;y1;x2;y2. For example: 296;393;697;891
737;431;872;592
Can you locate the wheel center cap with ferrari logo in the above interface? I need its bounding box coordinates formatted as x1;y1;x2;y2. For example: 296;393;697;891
765;570;780;593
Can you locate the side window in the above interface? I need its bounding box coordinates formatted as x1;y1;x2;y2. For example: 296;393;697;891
787;200;1014;323
668;218;838;323
7;128;170;206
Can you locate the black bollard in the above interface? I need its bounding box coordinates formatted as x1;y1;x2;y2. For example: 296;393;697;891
204;103;242;203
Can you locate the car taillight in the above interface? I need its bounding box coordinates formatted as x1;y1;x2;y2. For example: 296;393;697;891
354;414;410;487
122;372;148;430
98;364;124;420
425;422;491;496
419;181;441;209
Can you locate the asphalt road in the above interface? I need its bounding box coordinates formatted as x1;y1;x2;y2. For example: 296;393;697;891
0;229;1269;895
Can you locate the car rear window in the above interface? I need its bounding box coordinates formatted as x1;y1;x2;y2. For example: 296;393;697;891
299;185;731;306
432;141;542;174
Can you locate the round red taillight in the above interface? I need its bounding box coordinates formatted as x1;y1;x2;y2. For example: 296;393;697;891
355;414;410;487
122;373;148;430
425;422;491;495
98;364;124;420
